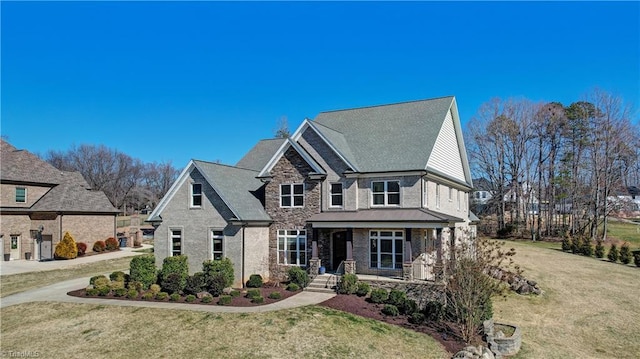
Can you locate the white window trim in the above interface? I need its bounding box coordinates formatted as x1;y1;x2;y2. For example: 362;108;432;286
190;183;203;208
436;184;441;209
329;182;343;208
280;183;305;208
169;227;183;257
277;229;307;267
15;187;27;203
457;190;461;211
369;229;404;269
210;228;224;261
371;180;401;207
449;187;453;202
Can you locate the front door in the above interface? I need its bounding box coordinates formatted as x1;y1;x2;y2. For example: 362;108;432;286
332;231;347;271
10;235;20;260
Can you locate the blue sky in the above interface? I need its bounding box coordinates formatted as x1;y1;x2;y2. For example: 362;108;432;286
2;1;638;168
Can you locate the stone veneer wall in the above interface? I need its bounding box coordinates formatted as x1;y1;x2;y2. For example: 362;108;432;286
361;279;446;309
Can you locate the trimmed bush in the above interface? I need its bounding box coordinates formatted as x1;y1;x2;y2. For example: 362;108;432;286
155;292;169;301
409;312;425;324
595;240;605;258
620;242;632;264
93;240;106;252
370;288;388;304
129;255;157;290
169;293;181;301
54;231;78;259
218;295;232;305
97;286;111;296
268;291;282;300
90;275;108;286
206;273;228;297
185;294;196;303
114;288;127;297
230;290;241;297
423;300;444;321
386;289;407;307
77;242;87;256
608;243;619;262
160;255;189;293
202;258;234;289
246;289;261;299
109;280;125;290
201;295;213;304
382;304;399;316
287;266;309;288
128;281;144;292
184;272;206;295
337;273;358;294
86;288;99;296
251;296;264;304
110;271;126;282
246;274;264;288
162;273;186;294
149;284;161;294
286;283;300;292
356;282;370;297
105;237;119;251
400;298;418;315
127;289;138;299
142;292;154;300
93;276;110;289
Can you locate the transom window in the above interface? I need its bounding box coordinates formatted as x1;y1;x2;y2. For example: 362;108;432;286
370;230;403;269
277;229;307;266
372;181;400;206
15;187;26;203
281;184;304;207
330;183;343;207
211;230;224;260
170;229;182;256
191;183;202;207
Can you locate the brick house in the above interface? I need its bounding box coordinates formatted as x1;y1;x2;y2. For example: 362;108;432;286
148;96;476;287
0;140;119;261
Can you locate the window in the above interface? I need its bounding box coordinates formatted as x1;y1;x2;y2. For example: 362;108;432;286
457;190;461;211
436;184;441;209
211;230;224;260
10;235;19;250
281;184;304;207
449;187;453;201
371;181;400;206
370;230;403;269
330;183;343;207
277;229;307;266
15;187;26;203
170;229;182;256
191;183;202;207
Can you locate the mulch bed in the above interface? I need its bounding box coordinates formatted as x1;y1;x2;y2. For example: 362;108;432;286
320;294;466;354
67;282;298;307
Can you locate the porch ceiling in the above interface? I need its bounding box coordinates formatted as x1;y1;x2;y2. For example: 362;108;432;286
308;208;463;228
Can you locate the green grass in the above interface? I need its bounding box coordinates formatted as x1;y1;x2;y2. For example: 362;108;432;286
606;220;640;248
0;257;133;298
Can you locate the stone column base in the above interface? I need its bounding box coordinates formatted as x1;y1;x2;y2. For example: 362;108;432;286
403;263;413;281
309;258;321;276
344;260;356;274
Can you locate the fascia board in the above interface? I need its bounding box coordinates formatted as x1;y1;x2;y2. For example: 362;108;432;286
192;162;242;221
147;160;195;221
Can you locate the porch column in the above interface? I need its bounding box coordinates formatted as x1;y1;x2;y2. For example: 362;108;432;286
309;229;321;276
403;228;413;281
344;228;356;274
435;228;445;282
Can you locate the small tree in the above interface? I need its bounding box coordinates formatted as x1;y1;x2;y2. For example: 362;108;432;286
619;243;631;264
594;240;605;258
202;258;235;289
54;231;78;259
607;244;619;262
129;255;157;290
160;255;189;293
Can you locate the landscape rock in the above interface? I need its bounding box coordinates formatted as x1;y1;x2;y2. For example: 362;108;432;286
453;345;495;359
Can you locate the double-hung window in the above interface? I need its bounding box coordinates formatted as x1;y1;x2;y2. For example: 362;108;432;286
170;229;182;256
281;184;304;207
191;183;202;207
277;229;307;266
15;187;26;203
330;183;343;207
211;230;224;260
370;230;403;269
371;181;400;206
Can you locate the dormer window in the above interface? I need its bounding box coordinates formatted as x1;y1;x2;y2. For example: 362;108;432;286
372;181;400;206
191;183;202;207
15;187;26;203
281;183;304;207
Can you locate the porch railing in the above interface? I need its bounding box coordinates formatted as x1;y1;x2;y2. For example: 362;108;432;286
325;260;345;289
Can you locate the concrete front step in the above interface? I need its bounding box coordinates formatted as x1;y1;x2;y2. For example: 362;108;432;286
304;274;339;294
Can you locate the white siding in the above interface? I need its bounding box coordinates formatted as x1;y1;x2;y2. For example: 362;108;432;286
426;109;466;183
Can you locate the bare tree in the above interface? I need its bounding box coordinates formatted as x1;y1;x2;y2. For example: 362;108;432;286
274;116;290;138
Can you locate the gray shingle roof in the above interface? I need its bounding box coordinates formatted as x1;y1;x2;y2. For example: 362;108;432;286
1;140;65;184
313;97;455;173
308;208;463;223
236;138;286;171
193;160;271;222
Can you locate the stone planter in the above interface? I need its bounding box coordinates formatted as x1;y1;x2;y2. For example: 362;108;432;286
483;319;522;358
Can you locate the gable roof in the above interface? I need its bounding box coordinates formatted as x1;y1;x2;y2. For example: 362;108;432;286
236;138;286;171
1;140;65;185
257;138;326;178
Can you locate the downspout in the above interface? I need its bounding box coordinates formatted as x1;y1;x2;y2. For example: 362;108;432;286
241;224;246;288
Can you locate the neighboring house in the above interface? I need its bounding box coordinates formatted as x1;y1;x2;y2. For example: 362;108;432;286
608;186;640;215
148;96;476;287
0;140;119;261
503;181;539;215
471;177;494;215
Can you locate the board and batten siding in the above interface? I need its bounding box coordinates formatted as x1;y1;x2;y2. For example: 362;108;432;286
426;109;466;183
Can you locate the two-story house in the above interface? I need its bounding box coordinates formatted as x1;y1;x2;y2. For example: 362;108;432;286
148;96;475;287
0;140;119;261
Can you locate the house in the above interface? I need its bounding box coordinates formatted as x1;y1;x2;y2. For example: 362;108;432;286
0;140;119;261
503;181;539;215
148;96;476;287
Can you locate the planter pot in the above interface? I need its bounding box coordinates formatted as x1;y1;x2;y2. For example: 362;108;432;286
319;266;326;275
4;254;10;261
25;252;32;260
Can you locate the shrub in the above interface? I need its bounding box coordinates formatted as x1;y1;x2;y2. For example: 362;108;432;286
571;236;583;254
114;288;127;297
386;289;407;307
185;294;196;303
105;237;119;251
93;276;110;289
268;292;282;300
230;290;241;297
128;281;144;292
634;251;640;267
184;272;206;295
109;280;125;290
127;289;139;299
246;289;261;299
110;271;127;282
246;274;264;288
286;283;300;292
54;231;78;259
608;243;619;262
287;266;309;288
581;239;594;257
129;255;157;290
86;288;99;296
561;237;571;252
356;282;370;297
93;240;106;252
620;242;632;264
409;312;425;324
337;273;358;294
97;286;111;296
400;298;418;315
162;273;186;294
160;255;188;293
90;275;108;286
149;284;161;294
218;295;232;305
155;292;169;301
169;293;181;301
423;301;444;321
369;288;388;304
206;272;228;297
595;240;605;258
382;304;399;316
202;258;234;289
251;296;264;304
201;295;213;304
142;292;154;300
77;242;87;256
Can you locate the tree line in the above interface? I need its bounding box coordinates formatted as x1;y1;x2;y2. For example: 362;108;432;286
465;88;639;241
45;145;178;214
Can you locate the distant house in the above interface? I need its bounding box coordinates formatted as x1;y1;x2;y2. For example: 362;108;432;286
608;186;640;215
0;140;119;261
148;97;477;287
504;181;539;215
